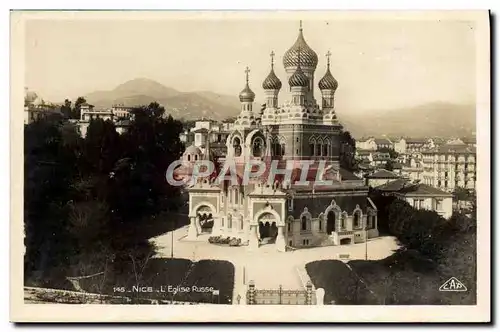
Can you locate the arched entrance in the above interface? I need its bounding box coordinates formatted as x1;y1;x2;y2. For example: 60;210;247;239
326;211;335;234
258;221;278;244
198;212;214;233
256;212;279;245
194;205;215;234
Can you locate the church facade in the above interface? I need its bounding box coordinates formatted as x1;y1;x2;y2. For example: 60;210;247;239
182;23;379;252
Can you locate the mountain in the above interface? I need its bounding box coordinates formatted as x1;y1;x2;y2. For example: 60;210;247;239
85;78;239;121
339;102;476;139
85;79;476;137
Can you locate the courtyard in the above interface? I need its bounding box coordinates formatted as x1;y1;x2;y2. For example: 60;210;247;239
151;223;400;303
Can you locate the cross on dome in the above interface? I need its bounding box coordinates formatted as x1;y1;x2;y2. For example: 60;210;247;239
326;50;332;67
244;66;250;84
270;51;275;68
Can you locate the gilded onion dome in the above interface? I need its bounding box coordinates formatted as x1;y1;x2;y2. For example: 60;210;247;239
318;51;338;90
288;46;309;88
283;22;318;69
239;66;256;102
262;51;282;90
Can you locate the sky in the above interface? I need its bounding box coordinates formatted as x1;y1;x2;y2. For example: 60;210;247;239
24;13;476;113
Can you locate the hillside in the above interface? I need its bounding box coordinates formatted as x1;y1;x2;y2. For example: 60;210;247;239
85;78;239;121
339;102;476;139
84;79;476;136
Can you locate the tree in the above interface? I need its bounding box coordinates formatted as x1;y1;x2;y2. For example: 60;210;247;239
60;99;72;119
340;131;356;171
72;97;87;119
24;115;79;284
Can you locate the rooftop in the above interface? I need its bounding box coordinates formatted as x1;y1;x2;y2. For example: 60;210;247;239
366;169;400;179
374;138;392;145
375;179;452;197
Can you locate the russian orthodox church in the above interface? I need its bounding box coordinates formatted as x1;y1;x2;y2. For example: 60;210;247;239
182;23;379;251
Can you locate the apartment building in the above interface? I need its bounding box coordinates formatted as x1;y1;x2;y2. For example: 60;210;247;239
422;143;476;192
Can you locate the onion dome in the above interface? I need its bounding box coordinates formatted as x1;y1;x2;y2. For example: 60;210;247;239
262;51;282;90
283;22;318;69
318;51;338;90
288;66;309;87
288;46;310;88
239;66;256;102
318;69;338;90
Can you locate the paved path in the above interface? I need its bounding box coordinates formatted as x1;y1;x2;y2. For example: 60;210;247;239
151;226;400;302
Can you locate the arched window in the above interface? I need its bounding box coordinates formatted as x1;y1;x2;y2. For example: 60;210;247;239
194;154;198;161
281;143;286;156
323;140;330;157
353;211;361;228
233;137;242;157
309;137;316;157
187;155;191;161
252;137;264;157
228;214;233;229
301;216;307;231
316;142;322;156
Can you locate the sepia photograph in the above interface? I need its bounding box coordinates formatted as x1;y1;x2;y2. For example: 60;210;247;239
10;10;490;322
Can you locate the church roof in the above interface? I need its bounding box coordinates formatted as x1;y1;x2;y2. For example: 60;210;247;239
318;68;338;91
283;24;319;69
292;194;369;218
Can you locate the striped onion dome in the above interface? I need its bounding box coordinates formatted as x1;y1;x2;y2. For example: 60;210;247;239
262;68;282;90
288;66;309;88
318;67;338;91
283;26;318;69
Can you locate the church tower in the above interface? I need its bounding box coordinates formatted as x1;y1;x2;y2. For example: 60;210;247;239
282;21;318;105
319;51;339;124
235;66;257;128
288;46;309;107
262;51;282;109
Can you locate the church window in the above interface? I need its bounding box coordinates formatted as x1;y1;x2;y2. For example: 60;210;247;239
252;137;264;157
310;143;315;156
233;137;242;157
353;211;361;228
281;143;286;156
301;216;307;231
195;155;198;161
296;137;299;143
187;155;191;161
323;144;328;156
228;215;233;229
316;144;322;156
